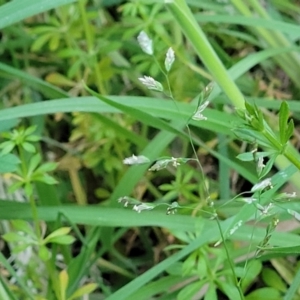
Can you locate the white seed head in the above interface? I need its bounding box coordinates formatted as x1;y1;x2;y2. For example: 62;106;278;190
251;178;273;192
229;220;243;235
260;203;273;215
203;82;214;100
123;155;150;165
171;157;180;167
138;76;163;92
133;203;154;213
286;192;297;198
165;47;175;72
288;209;300;221
242;197;257;204
192;101;209;121
137;31;153;55
192;114;207;121
256;156;265;175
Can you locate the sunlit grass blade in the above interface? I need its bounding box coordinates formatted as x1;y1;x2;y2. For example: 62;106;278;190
194;14;300;39
284;267;300;300
0;0;77;29
166;0;245;109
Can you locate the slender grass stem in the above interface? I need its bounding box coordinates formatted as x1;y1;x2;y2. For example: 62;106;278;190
18;145;41;239
215;217;245;300
78;0;106;94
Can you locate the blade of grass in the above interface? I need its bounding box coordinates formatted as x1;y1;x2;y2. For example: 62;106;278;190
166;0;245;109
0;276;17;300
0;62;68;99
0;252;34;300
0;0;78;29
194;14;300;39
84;84;188;139
230;0;300;87
284;267;300;300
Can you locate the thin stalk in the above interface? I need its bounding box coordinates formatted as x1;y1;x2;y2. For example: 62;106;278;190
215;217;245;300
284;145;300;171
28;194;41;239
18;145;41;238
166;0;245;109
78;0;106;94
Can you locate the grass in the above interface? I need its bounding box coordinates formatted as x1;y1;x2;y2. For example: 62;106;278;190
1;0;300;299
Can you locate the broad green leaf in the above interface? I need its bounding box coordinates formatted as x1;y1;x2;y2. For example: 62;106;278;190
44;227;71;241
68;283;98;300
27;153;41;175
178;280;205;300
59;270;69;300
38;245;51;261
245;287;281;300
262;268;286;292
204;283;217;300
240;260;262;292
0;153;20;173
215;279;241;299
35;162;58;173
45;235;75;245
11;220;35;237
2;232;31;243
236;152;254;162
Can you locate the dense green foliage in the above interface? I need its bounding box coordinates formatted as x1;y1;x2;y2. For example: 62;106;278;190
1;0;300;299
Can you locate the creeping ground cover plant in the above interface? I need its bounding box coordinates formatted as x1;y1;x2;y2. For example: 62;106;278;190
88;27;300;300
1;1;300;299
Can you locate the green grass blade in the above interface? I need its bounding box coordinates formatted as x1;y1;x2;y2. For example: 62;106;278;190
0;0;78;29
284;267;300;300
85;85;188;138
0;252;34;299
194;14;300;39
0;63;68;99
166;0;245;108
106;227;218;300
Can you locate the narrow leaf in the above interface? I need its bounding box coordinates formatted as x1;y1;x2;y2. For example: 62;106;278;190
279;101;289;144
84;84;187;139
68;283;98;300
59;270;69;300
285;119;294;142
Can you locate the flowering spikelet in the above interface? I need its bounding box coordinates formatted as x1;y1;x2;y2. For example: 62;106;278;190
137;31;153;55
165;47;175;72
192;101;209;121
251;178;273;192
123;155;150;165
138;76;163;92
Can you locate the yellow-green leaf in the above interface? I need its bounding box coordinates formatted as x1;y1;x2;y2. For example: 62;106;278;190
68;283;98;300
